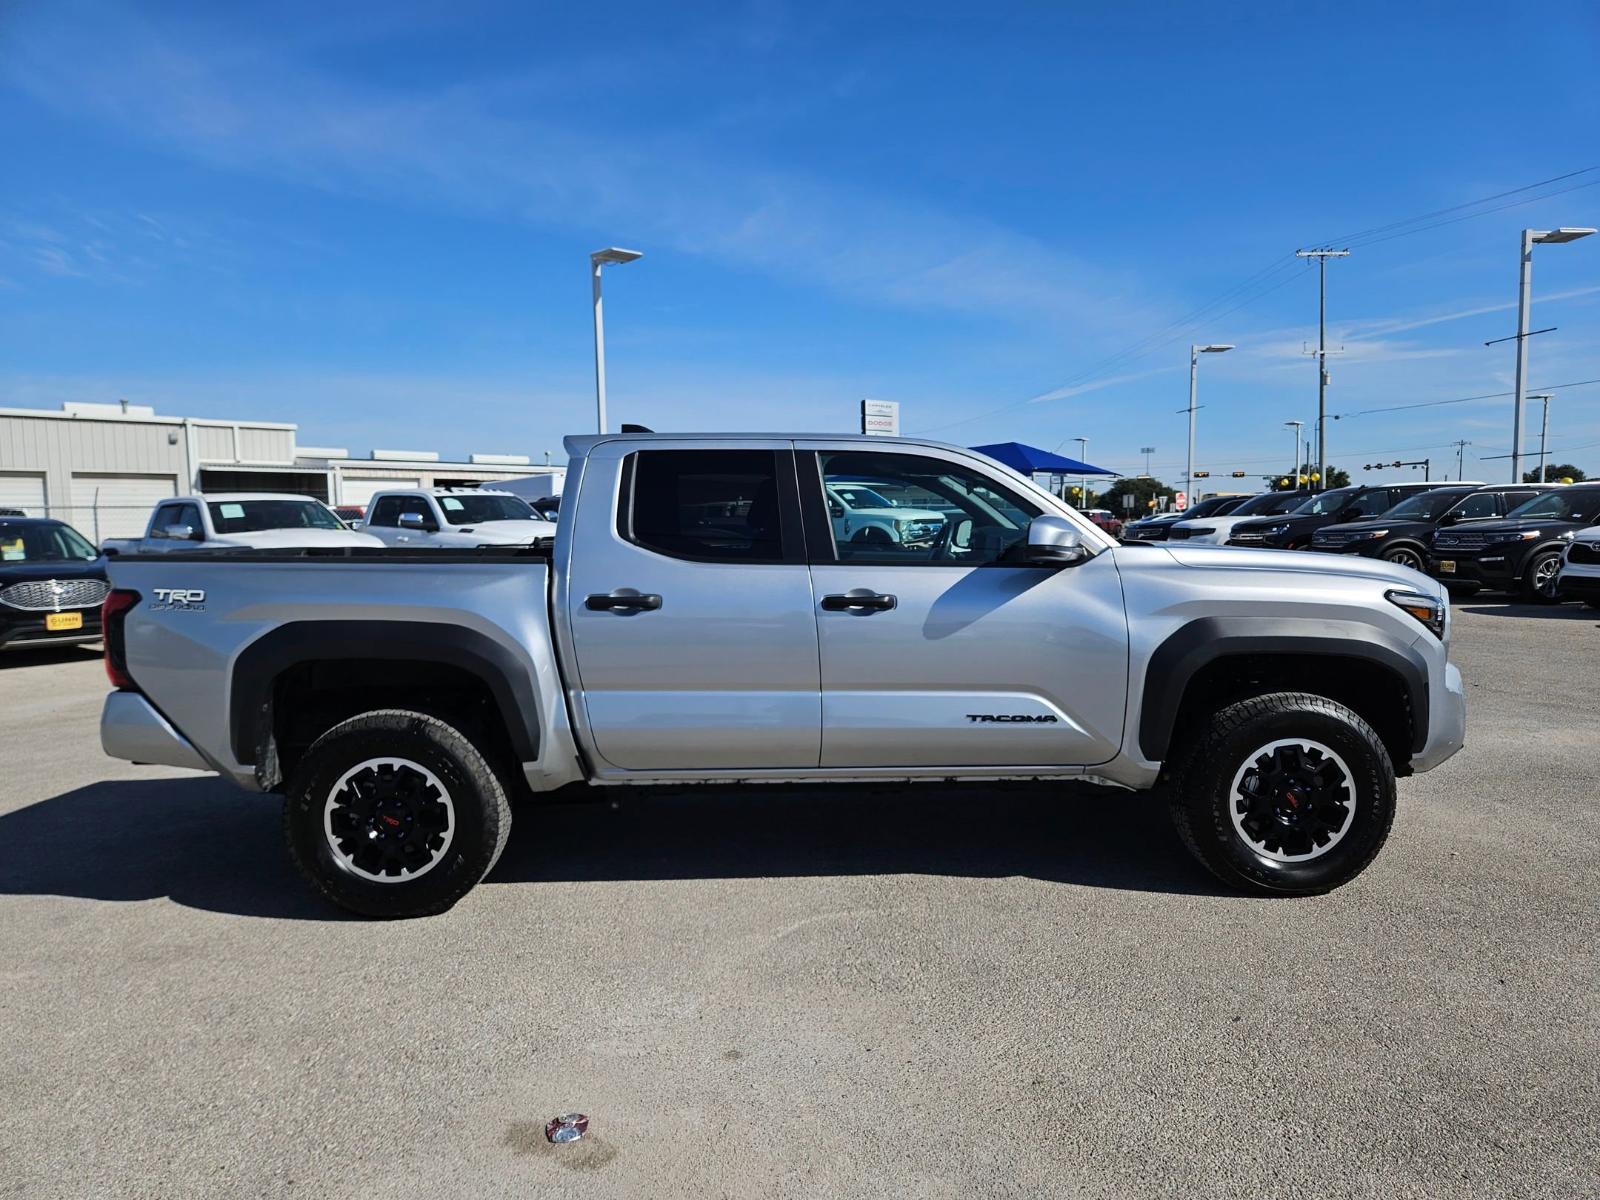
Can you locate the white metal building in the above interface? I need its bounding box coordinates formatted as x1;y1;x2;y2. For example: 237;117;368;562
0;401;563;541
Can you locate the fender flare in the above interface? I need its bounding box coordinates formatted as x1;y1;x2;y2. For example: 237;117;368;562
229;620;540;767
1138;616;1430;761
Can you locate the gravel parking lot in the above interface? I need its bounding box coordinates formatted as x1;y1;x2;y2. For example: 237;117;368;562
2;602;1597;1200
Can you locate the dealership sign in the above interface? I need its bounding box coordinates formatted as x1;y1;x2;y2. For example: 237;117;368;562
860;398;900;436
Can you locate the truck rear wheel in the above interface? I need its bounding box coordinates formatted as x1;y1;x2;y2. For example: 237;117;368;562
283;710;512;918
1167;693;1395;896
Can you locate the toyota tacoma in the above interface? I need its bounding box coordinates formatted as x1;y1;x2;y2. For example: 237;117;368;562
99;432;1466;917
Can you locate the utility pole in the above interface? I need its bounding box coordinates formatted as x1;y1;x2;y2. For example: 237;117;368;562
1528;394;1552;482
1451;439;1471;481
1296;248;1349;490
1075;437;1089;508
1284;420;1304;488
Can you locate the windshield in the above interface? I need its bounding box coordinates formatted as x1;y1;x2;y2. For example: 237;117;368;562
0;521;99;563
1505;489;1600;523
831;485;896;510
1292;488;1359;516
436;494;537;525
1186;494;1238;519
1385;489;1473;520
1232;491;1305;516
208;499;344;533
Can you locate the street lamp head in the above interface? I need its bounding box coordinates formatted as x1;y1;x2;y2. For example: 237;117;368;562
1531;228;1596;245
1199;344;1234;354
591;247;644;265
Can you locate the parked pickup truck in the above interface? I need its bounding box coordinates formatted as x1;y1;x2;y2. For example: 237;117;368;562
101;493;383;555
100;432;1466;917
359;487;554;548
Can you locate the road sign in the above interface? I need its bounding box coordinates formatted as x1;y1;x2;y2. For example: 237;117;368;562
860;398;900;436
1174;490;1188;511
1120;493;1135;511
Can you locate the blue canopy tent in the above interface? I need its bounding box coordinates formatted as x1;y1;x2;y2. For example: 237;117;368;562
969;442;1117;478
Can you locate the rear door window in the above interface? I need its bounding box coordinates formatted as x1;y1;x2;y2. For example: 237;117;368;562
618;449;796;563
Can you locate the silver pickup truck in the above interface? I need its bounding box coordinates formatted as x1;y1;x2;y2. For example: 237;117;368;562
100;432;1466;917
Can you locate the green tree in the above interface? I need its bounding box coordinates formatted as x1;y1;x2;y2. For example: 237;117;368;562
1523;464;1587;483
1097;475;1176;516
1270;465;1349;490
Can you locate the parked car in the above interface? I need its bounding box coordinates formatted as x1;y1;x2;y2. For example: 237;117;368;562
1077;508;1125;538
1123;495;1248;542
361;487;555;549
1308;482;1549;570
531;495;560;519
0;517;108;650
0;507;26;517
1427;482;1600;602
1227;481;1447;550
333;505;366;525
100;430;1464;917
101;493;384;555
1556;525;1600;609
1167;490;1312;544
826;479;946;547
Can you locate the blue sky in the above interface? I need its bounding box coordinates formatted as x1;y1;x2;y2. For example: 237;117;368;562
2;0;1597;483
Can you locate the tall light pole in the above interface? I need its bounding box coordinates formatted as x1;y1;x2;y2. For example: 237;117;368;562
1296;248;1349;490
1285;420;1305;488
590;247;643;434
1511;228;1593;481
1074;437;1089;507
1184;344;1233;503
1527;393;1553;482
1139;446;1155;477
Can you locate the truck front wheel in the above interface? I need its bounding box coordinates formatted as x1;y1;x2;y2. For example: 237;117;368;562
1167;693;1395;896
283;709;512;918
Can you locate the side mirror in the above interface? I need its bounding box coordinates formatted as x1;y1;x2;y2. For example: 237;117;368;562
1025;514;1091;566
398;512;438;533
828;501;845;519
1438;512;1458;526
162;524;199;542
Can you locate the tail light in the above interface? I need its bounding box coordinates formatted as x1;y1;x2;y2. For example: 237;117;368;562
102;589;141;690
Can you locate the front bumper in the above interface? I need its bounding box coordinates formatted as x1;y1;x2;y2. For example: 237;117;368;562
1425;550;1526;590
1557;565;1600;600
0;608;103;650
101;690;210;772
1412;660;1467;773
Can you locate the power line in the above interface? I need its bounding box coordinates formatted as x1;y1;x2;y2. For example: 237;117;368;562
912;166;1600;437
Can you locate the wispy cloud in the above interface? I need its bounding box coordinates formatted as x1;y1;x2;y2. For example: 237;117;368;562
0;1;1160;338
1026;365;1180;404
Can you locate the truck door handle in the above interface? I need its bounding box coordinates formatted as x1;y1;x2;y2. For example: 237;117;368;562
586;591;662;612
820;591;897;612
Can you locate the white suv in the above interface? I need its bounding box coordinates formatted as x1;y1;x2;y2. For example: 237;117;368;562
1557;526;1600;608
361;488;554;549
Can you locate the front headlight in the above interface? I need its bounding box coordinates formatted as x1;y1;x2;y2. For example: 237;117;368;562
1262;524;1289;535
1354;529;1388;540
1515;530;1541;541
1386;589;1446;638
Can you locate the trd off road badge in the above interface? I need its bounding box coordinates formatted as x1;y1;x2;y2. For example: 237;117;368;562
150;588;207;612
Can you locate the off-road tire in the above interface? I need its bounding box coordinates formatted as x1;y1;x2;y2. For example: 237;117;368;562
283;709;512;918
1167;692;1396;896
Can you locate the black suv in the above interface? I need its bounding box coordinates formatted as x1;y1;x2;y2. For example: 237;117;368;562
1308;483;1549;570
1427;482;1600;602
1226;481;1446;550
0;517;109;651
1122;494;1247;541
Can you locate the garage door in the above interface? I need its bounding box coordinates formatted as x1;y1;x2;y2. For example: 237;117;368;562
69;473;180;541
338;474;424;509
0;471;46;517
